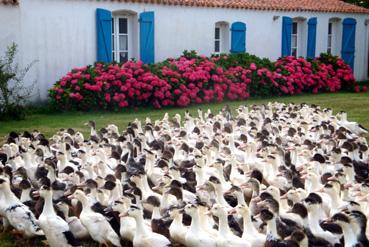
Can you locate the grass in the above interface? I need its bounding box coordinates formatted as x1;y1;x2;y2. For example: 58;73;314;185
0;92;368;246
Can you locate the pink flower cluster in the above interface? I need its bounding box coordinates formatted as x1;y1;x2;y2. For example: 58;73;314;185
49;53;358;111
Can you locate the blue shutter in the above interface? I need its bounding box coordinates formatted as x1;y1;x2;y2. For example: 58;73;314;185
230;22;246;53
139;11;155;64
342;18;356;70
307;17;317;59
281;16;292;57
96;8;112;62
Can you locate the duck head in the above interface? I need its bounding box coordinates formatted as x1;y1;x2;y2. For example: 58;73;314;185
36;185;52;199
120;205;142;219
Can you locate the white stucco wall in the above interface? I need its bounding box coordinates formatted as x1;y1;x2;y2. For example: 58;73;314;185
1;0;368;101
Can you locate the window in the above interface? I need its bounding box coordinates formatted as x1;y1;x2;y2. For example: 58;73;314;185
327;22;333;54
112;17;129;63
214;27;221;53
327;18;342;56
214;22;230;54
291;22;298;57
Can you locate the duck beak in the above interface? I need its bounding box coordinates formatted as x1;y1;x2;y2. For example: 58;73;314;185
224;190;233;196
32;191;40;197
322;218;333;224
352;184;361;191
196;185;206;191
119;212;128;217
228;208;237;215
317;187;324;193
327;176;336;181
284;235;292;241
240;183;248;189
67;194;75;200
300;170;307;175
357;196;367;202
253;196;261;203
280;193;288;200
104;206;113;213
344;183;352;189
204;211;212;216
152;185;160;191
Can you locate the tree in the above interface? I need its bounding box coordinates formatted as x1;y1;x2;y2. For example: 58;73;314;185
343;0;369;8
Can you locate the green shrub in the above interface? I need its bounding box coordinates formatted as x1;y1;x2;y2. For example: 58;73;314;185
0;43;36;120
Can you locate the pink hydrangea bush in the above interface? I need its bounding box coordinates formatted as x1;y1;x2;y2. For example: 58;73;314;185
49;52;357;111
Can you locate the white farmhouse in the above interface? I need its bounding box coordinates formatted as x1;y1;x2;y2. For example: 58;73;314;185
1;0;369;101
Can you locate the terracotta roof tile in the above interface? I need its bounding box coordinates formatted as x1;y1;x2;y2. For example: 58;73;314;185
1;0;18;5
2;0;369;14
107;0;369;14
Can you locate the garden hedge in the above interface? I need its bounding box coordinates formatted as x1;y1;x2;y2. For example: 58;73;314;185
49;51;365;111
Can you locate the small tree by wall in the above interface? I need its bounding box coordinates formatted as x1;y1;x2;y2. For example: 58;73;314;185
0;43;36;120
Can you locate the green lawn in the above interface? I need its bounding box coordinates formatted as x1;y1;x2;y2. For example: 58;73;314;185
0;92;368;246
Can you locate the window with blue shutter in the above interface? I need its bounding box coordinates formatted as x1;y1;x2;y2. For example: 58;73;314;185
342;18;356;70
139;11;155;64
307;17;317;59
281;16;292;57
230;22;246;53
96;8;112;62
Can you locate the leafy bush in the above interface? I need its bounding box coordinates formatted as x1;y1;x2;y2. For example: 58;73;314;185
49;51;357;111
0;43;36;120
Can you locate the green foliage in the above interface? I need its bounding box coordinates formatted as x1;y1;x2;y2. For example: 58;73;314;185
0;43;36;120
182;50;199;59
213;53;275;70
343;0;369;8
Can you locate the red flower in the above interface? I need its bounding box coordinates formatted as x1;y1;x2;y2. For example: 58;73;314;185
250;63;257;71
105;93;111;103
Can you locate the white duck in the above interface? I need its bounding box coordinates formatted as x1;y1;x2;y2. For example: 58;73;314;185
0;177;43;238
36;185;80;247
210;204;249;247
184;204;217;247
168;207;188;246
109;198;150;242
233;204;265;247
119;206;171;247
69;190;121;247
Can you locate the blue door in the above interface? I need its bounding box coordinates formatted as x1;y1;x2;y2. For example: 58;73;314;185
342;18;356;70
230;22;246;53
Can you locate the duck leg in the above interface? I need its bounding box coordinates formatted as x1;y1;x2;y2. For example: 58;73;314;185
105;241;111;247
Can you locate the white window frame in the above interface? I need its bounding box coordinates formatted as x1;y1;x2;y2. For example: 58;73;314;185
327;22;333;54
291;22;298;57
112;16;131;63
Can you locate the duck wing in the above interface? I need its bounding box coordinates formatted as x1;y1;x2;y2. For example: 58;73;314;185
5;204;42;235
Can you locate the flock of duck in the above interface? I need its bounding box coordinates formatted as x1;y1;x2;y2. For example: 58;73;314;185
0;102;368;247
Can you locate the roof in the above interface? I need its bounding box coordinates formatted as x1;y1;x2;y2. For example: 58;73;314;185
2;0;369;14
1;0;18;5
